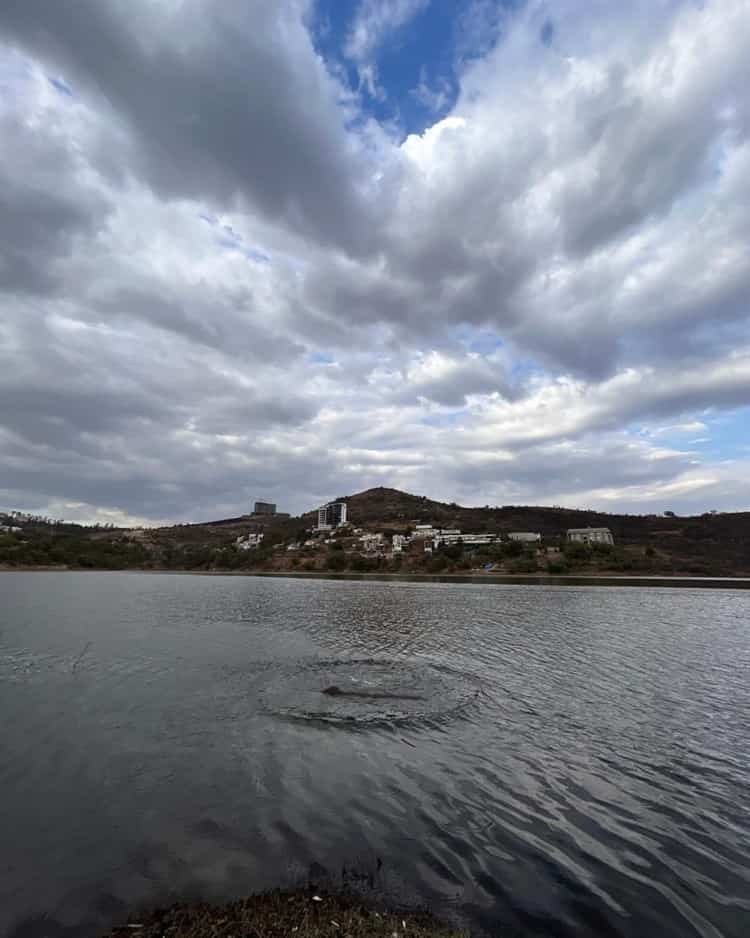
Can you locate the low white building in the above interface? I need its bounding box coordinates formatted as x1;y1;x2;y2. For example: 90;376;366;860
360;532;385;552
508;532;541;543
235;532;265;551
392;534;409;553
567;527;614;546
412;524;437;539
0;525;22;533
432;532;499;548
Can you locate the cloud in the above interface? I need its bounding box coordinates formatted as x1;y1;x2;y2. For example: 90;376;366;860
344;0;430;97
409;67;454;114
0;0;748;523
0;110;110;295
0;0;390;254
652;421;709;436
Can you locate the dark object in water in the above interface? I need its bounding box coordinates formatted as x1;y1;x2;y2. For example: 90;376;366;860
322;684;425;701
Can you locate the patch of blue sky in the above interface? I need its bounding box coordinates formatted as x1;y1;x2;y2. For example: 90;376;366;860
539;18;555;46
308;351;335;364
696;406;750;459
313;0;522;135
214;222;270;263
217;238;270;262
47;75;73;96
452;325;504;354
508;357;547;384
244;247;270;263
632;406;749;461
421;408;468;427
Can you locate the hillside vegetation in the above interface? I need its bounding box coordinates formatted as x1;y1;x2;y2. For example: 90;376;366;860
2;487;749;576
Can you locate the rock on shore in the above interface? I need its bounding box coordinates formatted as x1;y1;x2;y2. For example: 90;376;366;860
102;889;464;938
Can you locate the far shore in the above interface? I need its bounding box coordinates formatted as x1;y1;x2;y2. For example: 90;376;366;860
2;565;750;589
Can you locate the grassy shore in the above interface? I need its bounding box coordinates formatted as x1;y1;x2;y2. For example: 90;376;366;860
102;889;465;938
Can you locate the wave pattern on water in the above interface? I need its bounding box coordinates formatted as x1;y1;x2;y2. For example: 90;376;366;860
257;658;483;727
0;573;749;938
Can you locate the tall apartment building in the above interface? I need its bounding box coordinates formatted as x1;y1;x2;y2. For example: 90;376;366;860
316;501;348;529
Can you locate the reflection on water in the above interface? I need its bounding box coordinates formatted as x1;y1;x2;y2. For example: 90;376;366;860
0;572;749;938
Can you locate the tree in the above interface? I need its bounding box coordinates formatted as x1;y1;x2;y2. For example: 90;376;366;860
502;540;523;558
326;552;347;572
427;553;448;573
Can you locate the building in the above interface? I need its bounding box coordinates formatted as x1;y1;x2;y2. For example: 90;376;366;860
412;524;437;539
0;524;21;533
253;501;276;515
567;527;614;546
316;501;348;531
433;532;498;548
360;532;385;552
508;532;542;543
235;532;265;550
392;534;409;553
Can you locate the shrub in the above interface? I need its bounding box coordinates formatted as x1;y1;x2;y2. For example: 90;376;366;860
349;555;380;573
326;552;347;572
564;541;589;561
502;540;524;558
427;553;448;573
508;557;538;574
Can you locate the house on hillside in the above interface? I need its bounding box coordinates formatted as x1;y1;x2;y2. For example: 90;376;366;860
360;532;385;552
235;532;264;550
567;527;614;546
392;534;409;553
507;532;541;543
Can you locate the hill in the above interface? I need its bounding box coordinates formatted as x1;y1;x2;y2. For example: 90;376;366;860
2;489;750;576
331;485;748;537
312;487;750;575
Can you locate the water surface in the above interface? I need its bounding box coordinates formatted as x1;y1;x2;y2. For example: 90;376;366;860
1;572;748;937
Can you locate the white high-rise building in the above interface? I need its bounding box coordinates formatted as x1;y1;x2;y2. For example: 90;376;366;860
316;501;348;530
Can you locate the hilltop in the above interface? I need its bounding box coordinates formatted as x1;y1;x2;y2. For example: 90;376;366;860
2;488;749;576
332;486;750;542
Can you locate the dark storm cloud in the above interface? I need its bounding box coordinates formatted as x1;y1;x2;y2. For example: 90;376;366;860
1;0;749;522
93;284;305;363
0;114;109;294
0;0;386;255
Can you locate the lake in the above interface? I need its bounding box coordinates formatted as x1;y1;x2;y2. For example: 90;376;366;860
1;572;748;937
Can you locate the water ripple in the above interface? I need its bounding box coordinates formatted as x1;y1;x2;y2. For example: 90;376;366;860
1;574;749;938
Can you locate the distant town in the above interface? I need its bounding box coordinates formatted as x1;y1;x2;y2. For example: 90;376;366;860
1;487;748;577
235;498;616;575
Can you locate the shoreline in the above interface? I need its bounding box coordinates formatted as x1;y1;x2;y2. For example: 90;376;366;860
2;566;750;588
102;889;464;938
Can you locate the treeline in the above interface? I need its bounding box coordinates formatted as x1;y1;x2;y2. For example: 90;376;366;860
0;531;151;569
0;530;280;572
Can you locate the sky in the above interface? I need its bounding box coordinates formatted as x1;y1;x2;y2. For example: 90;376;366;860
1;0;749;525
